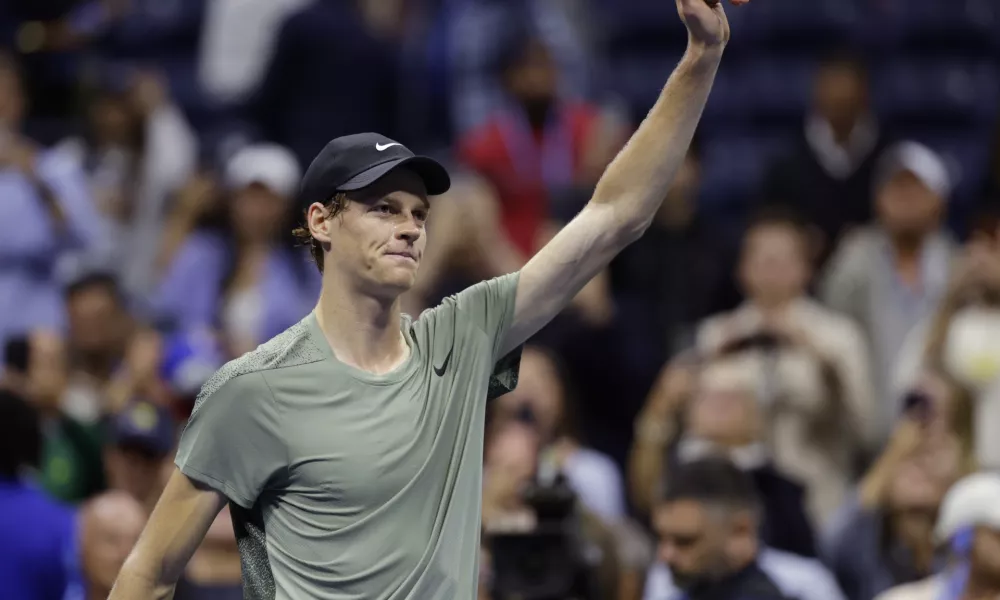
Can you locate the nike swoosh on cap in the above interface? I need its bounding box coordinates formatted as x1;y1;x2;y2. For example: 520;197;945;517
375;142;402;151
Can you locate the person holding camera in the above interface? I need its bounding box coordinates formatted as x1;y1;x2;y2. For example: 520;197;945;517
643;457;844;600
630;354;816;559
696;210;877;524
821;382;972;600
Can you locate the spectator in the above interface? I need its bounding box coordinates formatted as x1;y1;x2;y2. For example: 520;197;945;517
447;0;595;136
629;356;817;558
458;26;627;257
821;407;969;600
249;0;402;167
876;473;1000;600
894;222;1000;470
56;71;197;299
0;387;78;600
760;51;891;268
79;490;146;600
0;52;103;357
481;421;621;600
697;210;878;522
820;141;957;438
62;272;134;423
3;331;105;503
643;457;845;600
103;399;175;513
493;345;626;523
610;143;739;363
153;143;317;356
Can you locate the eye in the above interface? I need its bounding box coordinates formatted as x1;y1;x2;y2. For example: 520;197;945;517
372;204;394;215
413;210;429;223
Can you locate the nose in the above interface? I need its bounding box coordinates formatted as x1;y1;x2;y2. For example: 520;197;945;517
658;540;677;565
394;215;422;243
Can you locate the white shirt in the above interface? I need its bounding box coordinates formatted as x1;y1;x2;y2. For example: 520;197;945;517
643;548;846;600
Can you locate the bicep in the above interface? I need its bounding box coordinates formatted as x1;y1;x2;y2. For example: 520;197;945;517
502;204;626;353
126;468;226;584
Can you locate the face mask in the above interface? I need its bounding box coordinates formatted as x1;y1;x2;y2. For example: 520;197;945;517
943;308;1000;392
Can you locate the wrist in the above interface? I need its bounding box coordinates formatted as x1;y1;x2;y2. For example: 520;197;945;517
684;41;725;65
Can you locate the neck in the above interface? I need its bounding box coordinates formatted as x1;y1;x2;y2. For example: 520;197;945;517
315;274;408;374
890;232;927;258
753;296;796;315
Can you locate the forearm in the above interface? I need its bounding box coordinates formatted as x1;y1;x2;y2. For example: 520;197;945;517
108;561;177;600
590;44;723;239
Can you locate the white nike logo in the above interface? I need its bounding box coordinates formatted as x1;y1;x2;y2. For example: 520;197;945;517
375;142;401;151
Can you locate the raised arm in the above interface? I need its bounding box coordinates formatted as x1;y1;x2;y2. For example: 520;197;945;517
109;468;227;600
500;0;748;354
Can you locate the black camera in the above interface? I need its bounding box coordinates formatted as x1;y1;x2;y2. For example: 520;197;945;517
488;475;598;600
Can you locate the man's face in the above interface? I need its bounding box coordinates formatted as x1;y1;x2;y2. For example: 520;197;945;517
687;367;761;446
67;285;128;360
739;224;810;305
104;445;167;508
505;40;558;109
654;500;751;591
27;332;68;411
813;62;868;135
320;169;430;296
0;65;24;128
484;423;539;508
876;171;942;240
231;184;288;243
971;527;1000;584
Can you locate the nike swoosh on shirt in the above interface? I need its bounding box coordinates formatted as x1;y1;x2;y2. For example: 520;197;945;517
375;142;402;151
434;348;453;377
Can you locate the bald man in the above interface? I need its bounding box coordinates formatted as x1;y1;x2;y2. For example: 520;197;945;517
80;492;146;600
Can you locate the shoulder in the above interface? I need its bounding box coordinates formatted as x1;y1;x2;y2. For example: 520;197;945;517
759;548;844;600
191;318;325;410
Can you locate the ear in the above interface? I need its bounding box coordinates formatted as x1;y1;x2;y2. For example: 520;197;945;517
306;201;333;245
727;509;759;560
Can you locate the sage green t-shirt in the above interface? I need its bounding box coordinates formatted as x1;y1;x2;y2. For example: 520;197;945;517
175;273;521;600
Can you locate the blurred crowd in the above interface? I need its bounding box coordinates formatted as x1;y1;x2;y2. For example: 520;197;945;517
1;1;1000;600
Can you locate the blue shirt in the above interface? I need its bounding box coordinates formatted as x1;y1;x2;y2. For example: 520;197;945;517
0;478;79;600
0;148;103;353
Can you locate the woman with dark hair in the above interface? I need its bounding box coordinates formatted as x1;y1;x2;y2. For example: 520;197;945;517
152;144;319;356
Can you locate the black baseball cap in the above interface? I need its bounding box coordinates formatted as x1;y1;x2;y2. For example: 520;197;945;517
298;133;451;208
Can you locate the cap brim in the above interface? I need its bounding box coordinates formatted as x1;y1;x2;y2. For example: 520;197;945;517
338;156;451;196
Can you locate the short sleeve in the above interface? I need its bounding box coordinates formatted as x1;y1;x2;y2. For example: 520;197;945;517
175;372;286;508
434;272;522;399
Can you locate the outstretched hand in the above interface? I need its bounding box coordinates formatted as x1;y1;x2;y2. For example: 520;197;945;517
676;0;750;49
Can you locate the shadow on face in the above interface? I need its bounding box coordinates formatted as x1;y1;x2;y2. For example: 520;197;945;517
654;500;756;591
67;283;128;361
0;58;25;128
326;168;430;296
230;183;289;243
495;346;564;439
738;223;810;306
876;171;943;241
813;59;869;138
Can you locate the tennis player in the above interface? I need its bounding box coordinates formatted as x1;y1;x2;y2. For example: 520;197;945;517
109;0;749;598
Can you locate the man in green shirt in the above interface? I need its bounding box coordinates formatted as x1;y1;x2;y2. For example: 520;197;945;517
110;1;751;598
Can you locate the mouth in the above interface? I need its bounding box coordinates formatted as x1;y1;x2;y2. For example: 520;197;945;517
385;252;417;263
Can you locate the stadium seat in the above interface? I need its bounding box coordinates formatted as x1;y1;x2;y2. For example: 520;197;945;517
873;60;1000;128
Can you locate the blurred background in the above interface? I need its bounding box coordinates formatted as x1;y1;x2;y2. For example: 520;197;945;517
1;0;1000;599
